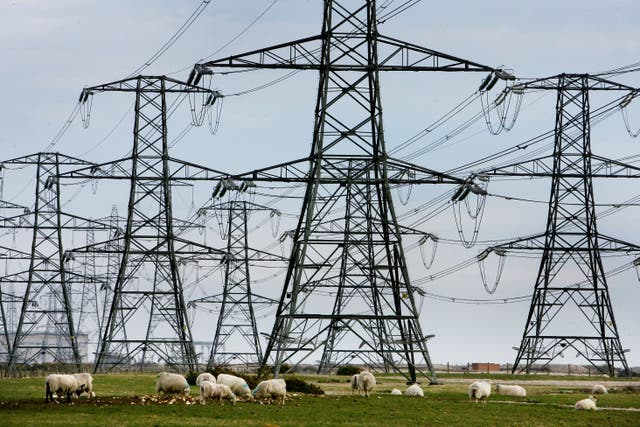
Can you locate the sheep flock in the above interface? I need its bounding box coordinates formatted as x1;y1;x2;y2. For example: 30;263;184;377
39;369;627;419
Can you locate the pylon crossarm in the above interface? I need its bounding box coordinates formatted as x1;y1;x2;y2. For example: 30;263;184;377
217;155;465;185
192;35;324;76
81;75;220;97
171;237;227;257
385;157;467;184
0;200;29;211
239;248;287;262
513;73;639;92
0;212;32;228
375;34;499;73
481;153;640;178
2;152;94;167
491;231;640;253
57;156;227;181
0;245;32;260
0;268;98;285
189;293;277;305
589;154;640;176
192;34;504;76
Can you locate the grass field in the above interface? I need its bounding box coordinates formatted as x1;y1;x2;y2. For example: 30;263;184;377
1;373;639;426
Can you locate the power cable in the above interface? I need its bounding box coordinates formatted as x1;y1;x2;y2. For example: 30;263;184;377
126;0;214;78
169;0;281;77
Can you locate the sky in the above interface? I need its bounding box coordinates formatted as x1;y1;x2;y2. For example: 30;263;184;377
1;0;640;369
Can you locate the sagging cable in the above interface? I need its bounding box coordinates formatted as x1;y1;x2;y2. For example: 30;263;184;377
208;95;224;135
634;257;640;282
464;175;489;219
279;230;294;258
477;247;507;294
620;92;640;138
479;70;522;135
418;233;438;269
270;209;282;238
79;91;93;129
451;176;488;248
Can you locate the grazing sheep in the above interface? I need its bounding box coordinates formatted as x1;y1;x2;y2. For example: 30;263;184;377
405;383;424;397
356;372;376;397
216;373;252;399
156;372;190;396
252;379;287;405
468;381;491;403
390;389;402;395
575;395;598;410
350;374;359;395
199;381;236;405
591;384;608;395
45;374;85;403
196;373;216;386
73;373;95;399
495;384;526;398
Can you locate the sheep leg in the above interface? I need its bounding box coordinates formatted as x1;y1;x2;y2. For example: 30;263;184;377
45;382;52;403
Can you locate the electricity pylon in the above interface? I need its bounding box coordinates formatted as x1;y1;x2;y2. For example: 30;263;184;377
0;153;110;372
190;194;282;368
0;201;32;363
482;74;640;376
60;76;227;372
190;0;511;382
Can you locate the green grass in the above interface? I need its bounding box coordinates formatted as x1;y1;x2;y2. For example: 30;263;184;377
0;373;639;426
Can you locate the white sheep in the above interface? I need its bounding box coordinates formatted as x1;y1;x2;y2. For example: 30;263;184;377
199;381;236;405
45;374;85;403
575;395;598;410
252;379;287;405
155;372;190;396
216;373;252;399
591;384;608;395
73;373;95;399
350;374;359;395
468;380;491;403
495;384;526;398
196;372;216;386
405;383;424;397
356;372;376;397
390;389;402;395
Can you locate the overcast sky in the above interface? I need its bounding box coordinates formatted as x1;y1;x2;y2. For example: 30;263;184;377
1;1;640;368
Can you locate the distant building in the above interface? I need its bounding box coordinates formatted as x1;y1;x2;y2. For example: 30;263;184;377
471;362;501;372
4;331;89;365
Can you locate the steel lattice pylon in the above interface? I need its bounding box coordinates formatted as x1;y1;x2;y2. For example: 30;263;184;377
61;76;226;372
191;198;281;368
0;153;108;372
192;0;507;382
0;201;32;363
483;74;640;376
